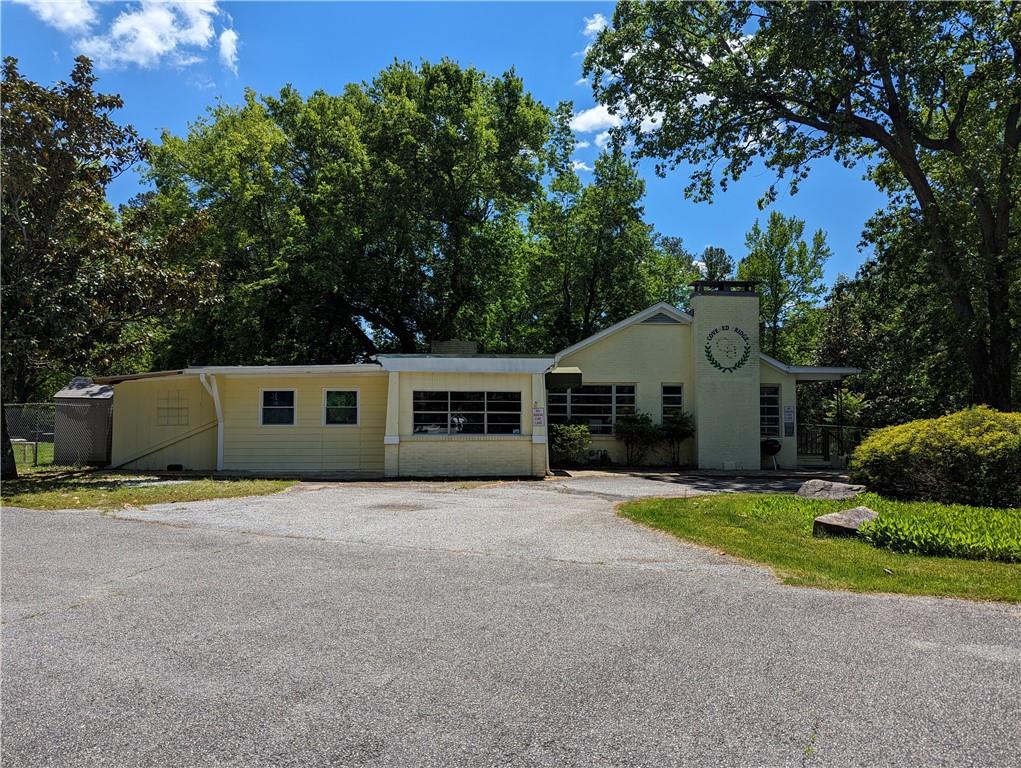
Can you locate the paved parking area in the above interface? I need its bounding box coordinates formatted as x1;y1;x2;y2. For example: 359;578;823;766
3;474;1020;767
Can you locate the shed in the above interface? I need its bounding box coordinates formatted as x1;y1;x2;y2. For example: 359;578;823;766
53;377;114;466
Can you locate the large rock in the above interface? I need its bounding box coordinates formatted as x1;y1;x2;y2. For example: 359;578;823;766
797;479;865;500
813;506;877;538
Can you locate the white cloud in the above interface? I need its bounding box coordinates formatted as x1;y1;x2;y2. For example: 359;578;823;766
569;104;621;133
594;130;612;148
574;76;588;87
12;0;97;34
582;13;607;38
21;0;238;71
574;140;590;149
572;160;593;172
218;27;238;74
78;1;222;69
639;111;665;133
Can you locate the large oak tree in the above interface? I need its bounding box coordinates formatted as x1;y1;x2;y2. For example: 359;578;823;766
586;1;1020;409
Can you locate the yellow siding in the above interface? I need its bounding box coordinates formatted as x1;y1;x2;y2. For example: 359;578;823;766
219;374;388;474
558;321;696;466
392;371;544;476
111;376;216;471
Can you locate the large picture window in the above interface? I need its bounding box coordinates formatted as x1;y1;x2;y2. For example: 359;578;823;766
412;391;522;435
760;385;781;437
324;390;358;425
547;385;636;435
261;390;295;425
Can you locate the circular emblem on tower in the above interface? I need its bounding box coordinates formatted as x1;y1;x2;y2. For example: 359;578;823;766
704;325;752;372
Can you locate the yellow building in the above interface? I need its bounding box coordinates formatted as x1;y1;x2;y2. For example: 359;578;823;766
98;282;857;476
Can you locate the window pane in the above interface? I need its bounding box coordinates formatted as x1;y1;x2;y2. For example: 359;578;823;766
262;407;294;425
414;391;448;404
413;413;448;434
487;422;521;435
326;391;357;409
326;407;357;425
450;391;485;411
486;392;521;406
615;385;636;395
487;412;520;425
263;390;294;408
451;411;484;434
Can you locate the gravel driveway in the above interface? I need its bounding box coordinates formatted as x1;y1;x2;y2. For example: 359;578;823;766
3;474;1019;767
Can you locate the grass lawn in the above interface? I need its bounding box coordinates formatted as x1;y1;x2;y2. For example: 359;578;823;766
620;493;1021;603
2;471;296;510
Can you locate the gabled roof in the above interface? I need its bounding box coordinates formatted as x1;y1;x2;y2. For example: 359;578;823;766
554;302;692;362
760;354;860;381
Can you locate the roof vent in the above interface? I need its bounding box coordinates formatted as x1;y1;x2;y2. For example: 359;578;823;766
641;312;682;324
431;339;478;355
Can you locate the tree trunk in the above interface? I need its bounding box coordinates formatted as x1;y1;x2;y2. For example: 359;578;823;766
1;404;17;480
984;262;1014;410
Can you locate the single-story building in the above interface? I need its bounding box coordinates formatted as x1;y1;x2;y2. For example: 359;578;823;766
96;281;858;476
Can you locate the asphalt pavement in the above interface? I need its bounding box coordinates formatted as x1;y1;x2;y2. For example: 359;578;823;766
3;475;1019;767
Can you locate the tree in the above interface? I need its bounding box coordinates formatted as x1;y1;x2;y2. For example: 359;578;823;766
586;3;1020;409
1;57;196;478
148;60;552;365
700;246;733;281
736;211;829;360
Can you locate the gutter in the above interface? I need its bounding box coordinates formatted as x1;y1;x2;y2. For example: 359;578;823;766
199;373;225;472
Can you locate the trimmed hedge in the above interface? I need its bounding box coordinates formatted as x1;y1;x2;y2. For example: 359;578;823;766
850;407;1021;507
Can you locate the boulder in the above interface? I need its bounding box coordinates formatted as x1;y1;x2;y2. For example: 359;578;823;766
813;506;877;538
797;479;865;500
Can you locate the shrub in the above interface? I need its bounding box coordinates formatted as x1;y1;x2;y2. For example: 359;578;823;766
613;412;661;465
549;423;591;466
661;411;696;466
859;502;1021;563
850;406;1021;507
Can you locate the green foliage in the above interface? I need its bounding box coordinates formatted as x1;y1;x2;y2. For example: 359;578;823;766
860;503;1021;563
850;407;1021;507
549;423;591;466
586;3;1019;409
699;246;733;281
737;212;829;361
1;57;198;402
661;411;696;466
824;390;867;427
613;411;661;465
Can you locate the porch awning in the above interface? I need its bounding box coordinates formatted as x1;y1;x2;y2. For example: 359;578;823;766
545;366;582;389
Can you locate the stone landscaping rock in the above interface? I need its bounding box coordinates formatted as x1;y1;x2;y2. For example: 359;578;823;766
813;506;878;538
797;479;866;500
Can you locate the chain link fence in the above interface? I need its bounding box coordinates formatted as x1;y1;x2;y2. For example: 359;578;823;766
4;402;112;468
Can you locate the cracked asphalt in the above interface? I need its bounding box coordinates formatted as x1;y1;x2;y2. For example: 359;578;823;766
3;473;1020;767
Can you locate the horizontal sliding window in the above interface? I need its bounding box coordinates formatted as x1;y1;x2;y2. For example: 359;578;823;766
548;384;636;436
261;390;295;426
412;391;521;435
324;390;358;425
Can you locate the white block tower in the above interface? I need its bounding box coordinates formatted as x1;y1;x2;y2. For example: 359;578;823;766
691;281;762;470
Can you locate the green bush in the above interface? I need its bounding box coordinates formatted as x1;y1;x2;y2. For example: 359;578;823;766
613;412;661;465
859;502;1021;563
850;406;1021;507
661;411;696;466
549;423;591;466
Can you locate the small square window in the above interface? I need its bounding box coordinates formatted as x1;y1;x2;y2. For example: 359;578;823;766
262;390;295;425
324;390;358;425
157;391;189;426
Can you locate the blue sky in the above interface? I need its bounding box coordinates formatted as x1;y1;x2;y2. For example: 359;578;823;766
3;1;888;285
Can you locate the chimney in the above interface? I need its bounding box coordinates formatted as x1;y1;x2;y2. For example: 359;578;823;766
430;339;479;355
691;280;762;470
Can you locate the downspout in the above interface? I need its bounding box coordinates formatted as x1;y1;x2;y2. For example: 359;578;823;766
199;373;224;471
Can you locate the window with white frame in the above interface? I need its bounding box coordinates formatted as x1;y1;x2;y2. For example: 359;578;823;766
547;385;636;435
760;385;781;437
261;390;295;425
661;385;684;422
324;390;358;425
157;390;189;426
412;391;521;435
